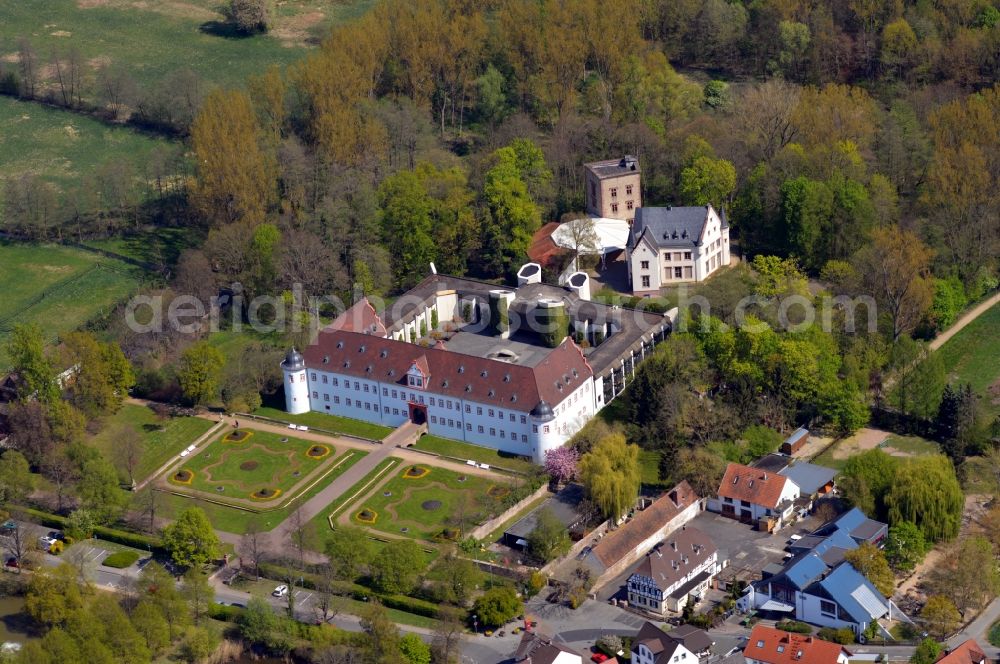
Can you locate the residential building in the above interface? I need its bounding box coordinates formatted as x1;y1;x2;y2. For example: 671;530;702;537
707;463;801;531
283;270;672;463
584;156;641;223
777;461;837;503
626;526;723;614
581;482;701;586
737;510;897;638
742;625;851;664
625;205;730;296
808;507;887;548
632;621;708;664
514;631;582;664
936;639;990;664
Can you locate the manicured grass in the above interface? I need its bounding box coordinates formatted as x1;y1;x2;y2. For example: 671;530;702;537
88;403;215;481
352;464;504;542
810;447;847;472
935;300;1000;420
253;406;393;441
0;97;175;191
881;435;939;457
153;448;367;534
0;242;143;368
411;434;537;474
989;620;1000;648
102;550;140;568
306;457;401;536
639;449;667;487
172;429;334;498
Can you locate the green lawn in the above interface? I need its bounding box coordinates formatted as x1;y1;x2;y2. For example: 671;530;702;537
0;96;175;191
253;406;393;440
83;228;199;268
0;241;144;368
152;448;367;533
411;434;537;474
88;403;215;481
306;457;401;536
881;435;939;456
171;429;335;498
352;464;503;542
639;449;667;487
0;0;371;96
935;300;1000;420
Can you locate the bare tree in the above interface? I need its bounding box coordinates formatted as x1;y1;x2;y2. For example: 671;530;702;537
290;506;309;571
559;212;600;272
16;37;37;99
430;607;465;664
41;451;78;513
114;423;144;488
315;564;345;624
238;517;264;580
736;79;801;163
5;515;39;573
140;487;160;534
97;63;137;121
51;48;72;107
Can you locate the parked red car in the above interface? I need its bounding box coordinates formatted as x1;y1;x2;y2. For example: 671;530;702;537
590;653;609;663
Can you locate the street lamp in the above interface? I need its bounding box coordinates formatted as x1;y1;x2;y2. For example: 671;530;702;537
472;614;478;634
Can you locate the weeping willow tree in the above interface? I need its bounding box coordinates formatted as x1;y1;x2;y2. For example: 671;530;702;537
885;455;963;542
578;433;640;523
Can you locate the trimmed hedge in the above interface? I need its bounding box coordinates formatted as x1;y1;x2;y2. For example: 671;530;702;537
257;562;442;620
14;506;165;554
776;620;813;634
102;551;140;568
208;603;246;622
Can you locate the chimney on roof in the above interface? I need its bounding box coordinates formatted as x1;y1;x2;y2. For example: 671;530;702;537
669;489;679;506
763;473;768;480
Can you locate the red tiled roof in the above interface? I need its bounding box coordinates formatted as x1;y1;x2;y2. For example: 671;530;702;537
327;297;387;336
937;639;989;664
717;462;792;509
590;482;699;568
744;625;850;664
528;222;570;268
302;329;593;412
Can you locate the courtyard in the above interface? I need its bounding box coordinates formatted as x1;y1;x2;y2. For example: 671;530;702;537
349;463;513;542
164;428;347;506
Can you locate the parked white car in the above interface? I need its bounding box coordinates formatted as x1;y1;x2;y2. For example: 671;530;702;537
272;584;289;598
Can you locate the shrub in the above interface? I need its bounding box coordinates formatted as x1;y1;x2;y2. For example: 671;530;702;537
776;620;813;634
817;627;855;644
102;551;140;568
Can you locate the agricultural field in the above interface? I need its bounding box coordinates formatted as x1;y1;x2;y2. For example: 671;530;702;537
0;97;174;190
0;0;372;94
351;463;509;542
88;402;215;481
935;300;1000;421
167;428;340;502
0;242;143;367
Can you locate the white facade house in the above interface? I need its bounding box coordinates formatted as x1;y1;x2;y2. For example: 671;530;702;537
626;205;731;296
632;622;713;664
285;272;672;463
627;526;723;615
706;463;801;530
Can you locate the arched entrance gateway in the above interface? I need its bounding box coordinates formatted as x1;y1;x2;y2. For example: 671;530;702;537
407;402;427;425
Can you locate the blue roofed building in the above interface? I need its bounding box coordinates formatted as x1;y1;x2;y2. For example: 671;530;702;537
736;508;902;638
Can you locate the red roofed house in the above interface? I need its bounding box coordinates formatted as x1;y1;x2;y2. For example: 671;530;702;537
743;625;851;664
936;639;990;664
707;463;800;531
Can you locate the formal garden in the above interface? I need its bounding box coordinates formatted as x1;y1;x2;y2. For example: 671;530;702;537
165;428;342;505
350;464;515;542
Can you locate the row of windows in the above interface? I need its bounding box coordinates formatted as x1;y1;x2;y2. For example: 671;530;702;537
663;251;693;262
610;200;634;213
609;185;634;197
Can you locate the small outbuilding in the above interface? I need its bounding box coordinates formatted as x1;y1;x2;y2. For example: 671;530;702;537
503;483;587;550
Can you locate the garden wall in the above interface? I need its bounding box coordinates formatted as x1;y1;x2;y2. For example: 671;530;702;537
468;482;550;541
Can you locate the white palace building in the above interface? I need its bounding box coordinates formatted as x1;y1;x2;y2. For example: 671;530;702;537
281;266;673;463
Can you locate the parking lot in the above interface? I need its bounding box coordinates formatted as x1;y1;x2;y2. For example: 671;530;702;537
594;508;824;605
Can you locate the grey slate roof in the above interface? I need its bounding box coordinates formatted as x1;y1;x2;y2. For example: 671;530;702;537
778;461;837;495
585;156;640;179
629;206;724;250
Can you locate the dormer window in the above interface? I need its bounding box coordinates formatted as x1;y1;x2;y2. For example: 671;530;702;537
488;389;495;397
408;376;423;387
458;365;465;374
359;345;366;353
344;360;350;368
380;350;388;358
481;370;488;378
336;341;344;349
323;356;330;364
503;374;511;383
